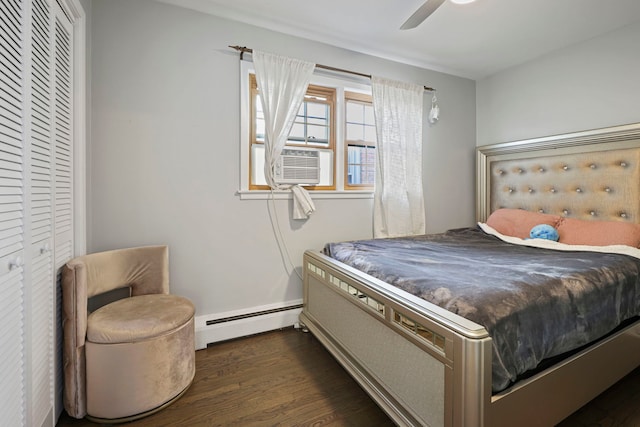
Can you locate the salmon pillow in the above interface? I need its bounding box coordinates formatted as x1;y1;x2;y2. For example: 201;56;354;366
557;218;640;248
485;208;562;240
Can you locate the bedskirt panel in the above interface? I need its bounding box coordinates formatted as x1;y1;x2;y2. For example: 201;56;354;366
306;274;446;427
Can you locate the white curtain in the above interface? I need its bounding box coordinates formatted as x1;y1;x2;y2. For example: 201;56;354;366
252;50;317;219
371;76;425;237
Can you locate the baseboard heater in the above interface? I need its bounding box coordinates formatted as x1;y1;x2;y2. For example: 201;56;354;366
205;303;304;326
195;300;304;349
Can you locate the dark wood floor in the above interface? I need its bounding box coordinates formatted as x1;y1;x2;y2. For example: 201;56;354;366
56;328;640;427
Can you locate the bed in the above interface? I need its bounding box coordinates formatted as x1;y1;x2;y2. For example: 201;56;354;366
299;123;640;427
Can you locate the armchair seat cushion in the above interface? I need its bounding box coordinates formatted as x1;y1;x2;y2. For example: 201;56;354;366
87;294;195;344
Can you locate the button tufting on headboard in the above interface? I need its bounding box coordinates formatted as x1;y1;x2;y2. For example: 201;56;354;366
477;124;640;223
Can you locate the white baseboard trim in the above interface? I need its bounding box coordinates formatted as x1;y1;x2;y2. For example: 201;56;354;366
195;299;304;350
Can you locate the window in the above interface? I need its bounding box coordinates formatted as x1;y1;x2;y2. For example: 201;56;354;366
249;73;336;190
345;92;376;189
240;62;375;198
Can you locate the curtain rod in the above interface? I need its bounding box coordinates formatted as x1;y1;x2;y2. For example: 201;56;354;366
229;45;436;92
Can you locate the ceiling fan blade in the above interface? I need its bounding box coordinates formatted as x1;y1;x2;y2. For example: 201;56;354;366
400;0;447;30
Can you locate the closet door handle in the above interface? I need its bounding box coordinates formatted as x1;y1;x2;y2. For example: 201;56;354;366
9;256;24;270
40;243;51;254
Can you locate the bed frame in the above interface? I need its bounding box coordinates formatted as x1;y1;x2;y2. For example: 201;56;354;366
299;123;640;427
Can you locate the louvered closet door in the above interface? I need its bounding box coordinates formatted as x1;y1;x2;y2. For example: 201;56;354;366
0;0;27;425
30;0;55;425
53;1;73;269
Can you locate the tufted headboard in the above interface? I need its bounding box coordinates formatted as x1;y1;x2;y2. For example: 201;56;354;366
476;123;640;223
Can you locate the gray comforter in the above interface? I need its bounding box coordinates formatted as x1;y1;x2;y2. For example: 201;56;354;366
324;226;640;392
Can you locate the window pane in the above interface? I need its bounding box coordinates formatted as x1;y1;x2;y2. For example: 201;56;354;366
307;124;328;143
347;164;357;184
256;119;265;140
346;123;364;141
346;102;364;122
289;123;305;140
347;144;376;185
362;170;375;184
364;105;375;125
364;125;376;143
255;95;265;140
363;146;376;165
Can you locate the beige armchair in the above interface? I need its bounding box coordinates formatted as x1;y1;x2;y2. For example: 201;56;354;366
61;246;195;423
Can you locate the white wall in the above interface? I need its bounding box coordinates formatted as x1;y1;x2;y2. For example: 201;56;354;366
477;22;640;146
89;0;476;321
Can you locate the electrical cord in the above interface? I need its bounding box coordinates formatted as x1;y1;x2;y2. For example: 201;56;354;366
268;189;304;281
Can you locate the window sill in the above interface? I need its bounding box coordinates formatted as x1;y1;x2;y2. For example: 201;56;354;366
236;190;374;200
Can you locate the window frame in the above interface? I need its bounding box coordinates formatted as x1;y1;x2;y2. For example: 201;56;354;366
248;73;337;191
238;60;374;200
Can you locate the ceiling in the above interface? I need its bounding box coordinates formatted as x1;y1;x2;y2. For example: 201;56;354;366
157;0;640;80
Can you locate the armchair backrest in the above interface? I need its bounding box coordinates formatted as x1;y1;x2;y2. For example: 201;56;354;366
61;245;169;418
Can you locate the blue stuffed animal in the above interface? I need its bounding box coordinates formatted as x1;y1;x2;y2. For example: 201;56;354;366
529;224;559;241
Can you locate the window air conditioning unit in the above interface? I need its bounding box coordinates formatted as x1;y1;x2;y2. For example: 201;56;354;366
274;148;321;185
